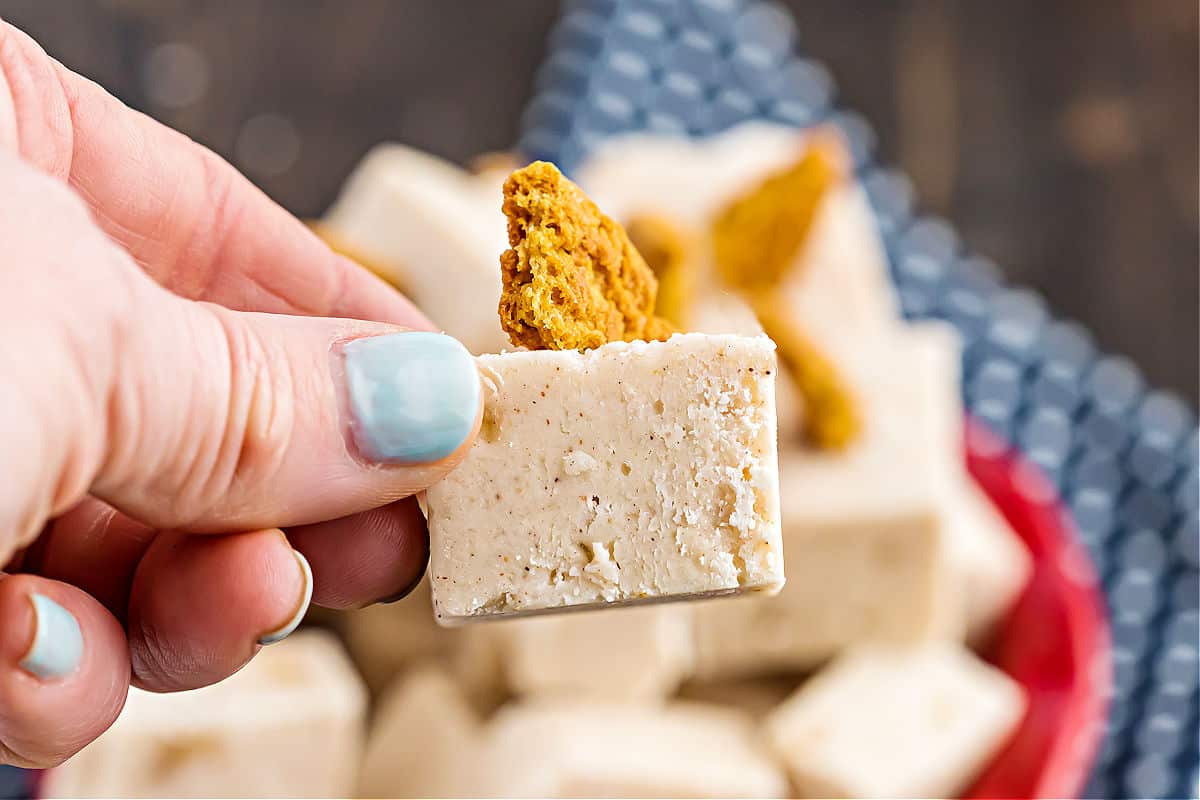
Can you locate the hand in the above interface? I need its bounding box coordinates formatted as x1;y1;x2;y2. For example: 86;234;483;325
0;21;481;767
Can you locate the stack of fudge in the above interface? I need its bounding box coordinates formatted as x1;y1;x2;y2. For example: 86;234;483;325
48;125;1032;799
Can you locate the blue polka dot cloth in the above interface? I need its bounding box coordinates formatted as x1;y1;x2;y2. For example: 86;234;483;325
519;1;1197;798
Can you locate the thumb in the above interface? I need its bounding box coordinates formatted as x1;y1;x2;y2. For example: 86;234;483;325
2;154;481;551
94;302;483;533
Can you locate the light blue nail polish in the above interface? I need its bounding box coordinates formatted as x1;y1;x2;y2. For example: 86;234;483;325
258;551;313;646
344;332;481;463
20;594;83;680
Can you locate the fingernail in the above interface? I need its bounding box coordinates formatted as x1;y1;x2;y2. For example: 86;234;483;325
343;332;481;464
20;594;83;680
376;541;429;606
258;551;313;646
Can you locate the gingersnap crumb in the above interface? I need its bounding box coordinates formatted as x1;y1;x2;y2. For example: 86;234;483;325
499;161;675;351
754;294;861;451
626;213;696;330
711;135;844;293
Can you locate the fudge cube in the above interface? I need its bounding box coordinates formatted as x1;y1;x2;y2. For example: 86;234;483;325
45;631;366;798
358;665;482;798
322;143;509;354
339;577;460;695
692;510;956;677
481;700;789;798
426;332;784;621
692;325;966;676
497;604;695;701
946;478;1033;640
765;643;1026;798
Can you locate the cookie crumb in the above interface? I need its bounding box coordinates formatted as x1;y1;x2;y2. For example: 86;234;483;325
754;294;861;450
626;213;696;330
711;135;844;293
499;161;675;350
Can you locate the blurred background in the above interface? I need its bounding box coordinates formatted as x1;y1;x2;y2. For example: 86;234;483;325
3;0;1196;403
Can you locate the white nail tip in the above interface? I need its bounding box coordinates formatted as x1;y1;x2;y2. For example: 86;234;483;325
258;550;313;646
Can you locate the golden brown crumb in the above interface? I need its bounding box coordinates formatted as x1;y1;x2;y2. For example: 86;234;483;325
766;313;861;450
753;294;861;450
499;161;675;350
711;135;843;293
626;213;696;330
308;220;404;293
469;150;521;175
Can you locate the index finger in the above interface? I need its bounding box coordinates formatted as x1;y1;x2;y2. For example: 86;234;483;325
0;21;429;327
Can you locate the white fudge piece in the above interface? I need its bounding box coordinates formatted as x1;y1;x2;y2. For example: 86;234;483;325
765;643;1025;798
46;632;366;799
692;324;966;676
576;122;899;343
946;478;1033;641
426;332;784;622
686;289;803;443
497;604;694;701
340;577;459;695
481;701;789;798
358;665;482;798
322;144;508;353
692;511;955;677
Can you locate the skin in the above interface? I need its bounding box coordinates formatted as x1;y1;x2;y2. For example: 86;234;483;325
0;21;478;767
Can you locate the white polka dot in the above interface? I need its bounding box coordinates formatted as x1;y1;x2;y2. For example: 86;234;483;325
235;114;301;178
142;42;210;109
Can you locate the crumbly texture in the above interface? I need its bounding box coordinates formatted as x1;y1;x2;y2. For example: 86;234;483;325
710;135;842;293
499;161;675;350
753;294;861;450
626;213;696;329
425;333;784;621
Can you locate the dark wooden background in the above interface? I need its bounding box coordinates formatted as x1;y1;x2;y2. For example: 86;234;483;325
4;0;1197;403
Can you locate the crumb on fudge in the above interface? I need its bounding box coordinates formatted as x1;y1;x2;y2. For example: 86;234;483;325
710;134;844;293
499;161;676;351
626;213;696;330
754;295;861;450
708;133;862;450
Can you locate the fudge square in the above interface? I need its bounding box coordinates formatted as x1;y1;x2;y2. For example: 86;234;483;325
45;632;366;799
765;643;1025;799
426;332;784;621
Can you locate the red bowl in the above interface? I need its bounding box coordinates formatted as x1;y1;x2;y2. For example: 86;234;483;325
962;418;1111;799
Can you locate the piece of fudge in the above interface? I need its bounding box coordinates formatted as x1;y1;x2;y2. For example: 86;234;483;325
358;665;482;799
946;477;1033;641
339;577;460;696
321;143;510;353
692;324;966;677
765;643;1025;798
497;604;695;701
45;631;366;799
480;700;789;798
427;332;784;621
